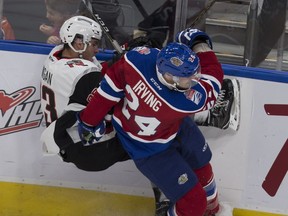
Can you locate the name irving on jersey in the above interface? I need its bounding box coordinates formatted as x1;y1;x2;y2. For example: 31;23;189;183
132;79;162;112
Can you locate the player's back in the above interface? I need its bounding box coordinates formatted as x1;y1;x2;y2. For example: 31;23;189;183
40;45;100;126
109;47;210;158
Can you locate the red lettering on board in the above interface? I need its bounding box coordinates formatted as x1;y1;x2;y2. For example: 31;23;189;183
262;104;288;196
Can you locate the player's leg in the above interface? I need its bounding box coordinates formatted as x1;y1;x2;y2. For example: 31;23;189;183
134;146;207;216
152;183;171;216
153;116;220;216
194;78;240;131
61;136;130;171
177;117;219;216
53;111;130;171
194;164;219;216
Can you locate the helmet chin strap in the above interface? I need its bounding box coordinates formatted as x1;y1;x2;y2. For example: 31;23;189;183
156;67;173;90
156;67;189;92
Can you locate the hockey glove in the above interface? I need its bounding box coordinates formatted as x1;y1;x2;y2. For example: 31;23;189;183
76;112;106;146
175;28;212;49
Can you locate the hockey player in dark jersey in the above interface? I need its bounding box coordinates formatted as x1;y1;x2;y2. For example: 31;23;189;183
40;15;130;171
76;28;223;215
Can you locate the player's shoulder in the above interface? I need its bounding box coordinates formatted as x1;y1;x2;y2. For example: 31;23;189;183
65;58;98;71
48;45;101;72
46;45;62;64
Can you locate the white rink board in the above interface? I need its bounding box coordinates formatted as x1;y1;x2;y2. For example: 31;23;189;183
0;45;288;214
202;77;288;214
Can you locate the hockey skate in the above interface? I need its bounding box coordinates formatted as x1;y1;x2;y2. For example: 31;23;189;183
206;78;240;131
155;199;171;216
152;184;171;216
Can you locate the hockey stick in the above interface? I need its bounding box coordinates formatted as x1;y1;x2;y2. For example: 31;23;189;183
81;0;124;54
133;0;149;18
189;0;246;27
188;0;218;27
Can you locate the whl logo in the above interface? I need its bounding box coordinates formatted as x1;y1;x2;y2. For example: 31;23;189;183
0;87;43;136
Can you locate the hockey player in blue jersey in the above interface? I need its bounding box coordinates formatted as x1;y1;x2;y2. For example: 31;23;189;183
76;28;223;215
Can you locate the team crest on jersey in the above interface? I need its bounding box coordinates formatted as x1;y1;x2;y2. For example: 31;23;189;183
170;57;183;67
134;46;151;55
66;60;87;68
178;173;188;185
185;89;202;105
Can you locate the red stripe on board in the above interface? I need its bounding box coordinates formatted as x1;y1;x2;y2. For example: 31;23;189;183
262;139;288;196
264;104;288;116
0;121;40;136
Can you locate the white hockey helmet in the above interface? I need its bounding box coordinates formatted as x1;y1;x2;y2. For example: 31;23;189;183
59;15;102;53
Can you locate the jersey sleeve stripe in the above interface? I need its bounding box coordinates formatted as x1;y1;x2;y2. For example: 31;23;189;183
200;78;220;98
104;74;123;92
201;74;222;92
98;87;121;102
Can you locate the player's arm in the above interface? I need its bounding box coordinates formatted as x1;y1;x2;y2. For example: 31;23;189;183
54;110;79;150
176;28;224;110
197;50;223;97
67;71;103;108
77;57;126;144
80;57;126;126
176;28;223;88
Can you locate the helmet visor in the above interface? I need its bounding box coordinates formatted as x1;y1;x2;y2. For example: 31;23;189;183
171;67;201;92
